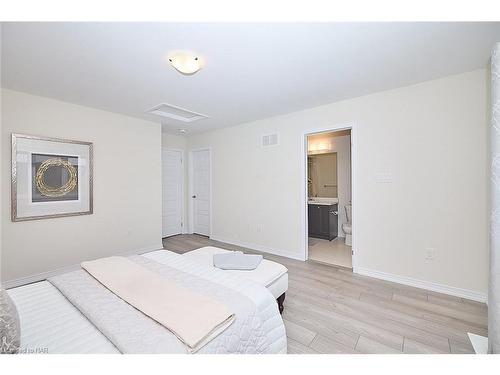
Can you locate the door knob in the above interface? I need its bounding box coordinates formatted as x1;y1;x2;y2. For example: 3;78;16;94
330;211;338;215
192;195;197;198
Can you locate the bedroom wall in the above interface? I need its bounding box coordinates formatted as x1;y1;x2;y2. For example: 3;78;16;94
187;69;489;298
1;89;163;282
162;132;187;150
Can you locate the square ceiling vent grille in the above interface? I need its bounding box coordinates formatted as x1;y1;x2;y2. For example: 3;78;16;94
146;103;209;122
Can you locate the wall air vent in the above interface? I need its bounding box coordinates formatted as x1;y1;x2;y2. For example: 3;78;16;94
145;103;209;123
262;133;279;147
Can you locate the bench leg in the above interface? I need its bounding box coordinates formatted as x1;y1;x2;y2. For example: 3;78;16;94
277;293;285;315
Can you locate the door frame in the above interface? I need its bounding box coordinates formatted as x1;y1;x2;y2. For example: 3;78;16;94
161;147;185;237
300;121;358;270
188;147;213;237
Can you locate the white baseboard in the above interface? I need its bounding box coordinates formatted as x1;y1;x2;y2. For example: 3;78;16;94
2;244;163;290
210;236;305;261
354;266;487;303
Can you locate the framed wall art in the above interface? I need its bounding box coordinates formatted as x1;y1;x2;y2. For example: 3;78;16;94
11;134;93;221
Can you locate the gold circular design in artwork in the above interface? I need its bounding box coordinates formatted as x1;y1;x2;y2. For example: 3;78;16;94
35;158;78;197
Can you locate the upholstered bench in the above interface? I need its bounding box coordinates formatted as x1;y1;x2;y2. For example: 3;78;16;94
182;246;288;314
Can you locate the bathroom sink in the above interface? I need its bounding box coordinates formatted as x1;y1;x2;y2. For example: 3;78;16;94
308;197;339;205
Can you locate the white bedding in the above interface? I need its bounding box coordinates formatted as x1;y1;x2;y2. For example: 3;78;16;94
182;247;288;286
79;256;236;352
180;246;288;299
142;250;287;353
7;249;287;354
7;281;119;354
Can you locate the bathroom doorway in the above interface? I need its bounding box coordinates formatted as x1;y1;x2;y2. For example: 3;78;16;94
303;126;354;269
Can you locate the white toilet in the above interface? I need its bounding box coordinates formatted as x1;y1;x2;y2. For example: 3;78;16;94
342;204;352;246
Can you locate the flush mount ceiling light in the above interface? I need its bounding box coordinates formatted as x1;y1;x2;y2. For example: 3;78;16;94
168;53;203;75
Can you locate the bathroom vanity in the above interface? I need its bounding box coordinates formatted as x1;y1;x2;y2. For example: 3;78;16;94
308;198;338;241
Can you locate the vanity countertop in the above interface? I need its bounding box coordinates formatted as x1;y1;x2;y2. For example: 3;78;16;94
308;197;339;205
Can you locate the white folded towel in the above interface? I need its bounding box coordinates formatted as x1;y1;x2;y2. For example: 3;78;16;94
213;251;263;270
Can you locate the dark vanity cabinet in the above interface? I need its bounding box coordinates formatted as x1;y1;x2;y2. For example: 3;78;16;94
308;204;338;241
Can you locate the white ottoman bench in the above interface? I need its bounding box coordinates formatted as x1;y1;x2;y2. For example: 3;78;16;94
182;246;288;314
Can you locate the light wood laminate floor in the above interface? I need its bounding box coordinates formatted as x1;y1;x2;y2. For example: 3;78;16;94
162;234;487;354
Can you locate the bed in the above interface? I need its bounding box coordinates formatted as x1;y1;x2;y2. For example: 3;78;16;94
7;249;287;354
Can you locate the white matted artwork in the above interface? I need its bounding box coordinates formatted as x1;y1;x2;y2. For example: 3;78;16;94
11;134;93;221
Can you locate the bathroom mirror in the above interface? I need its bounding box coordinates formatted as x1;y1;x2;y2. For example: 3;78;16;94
307;152;338;198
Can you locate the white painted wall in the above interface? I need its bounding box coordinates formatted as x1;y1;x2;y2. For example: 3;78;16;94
188;69;489;296
161;132;188;235
1;89;163;282
162;132;187;150
308;133;351;235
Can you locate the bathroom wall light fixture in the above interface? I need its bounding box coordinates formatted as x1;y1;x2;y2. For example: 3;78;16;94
168;53;203;75
308;141;332;153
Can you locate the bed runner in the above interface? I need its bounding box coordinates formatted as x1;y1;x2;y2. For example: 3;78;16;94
49;255;271;353
81;256;234;352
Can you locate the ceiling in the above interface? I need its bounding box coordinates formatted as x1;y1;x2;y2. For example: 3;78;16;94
2;22;500;135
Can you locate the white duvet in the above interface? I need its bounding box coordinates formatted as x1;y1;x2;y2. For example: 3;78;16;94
44;250;287;354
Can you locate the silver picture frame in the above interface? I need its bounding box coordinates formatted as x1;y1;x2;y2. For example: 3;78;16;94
11;133;94;221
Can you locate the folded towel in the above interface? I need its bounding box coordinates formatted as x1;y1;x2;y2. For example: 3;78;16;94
213;252;263;270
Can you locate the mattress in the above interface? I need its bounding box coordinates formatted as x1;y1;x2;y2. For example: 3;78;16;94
7;249;287;354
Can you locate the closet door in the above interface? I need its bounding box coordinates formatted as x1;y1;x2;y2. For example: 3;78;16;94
192;149;210;236
162;149;183;237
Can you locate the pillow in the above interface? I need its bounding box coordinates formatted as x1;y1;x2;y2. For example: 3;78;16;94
0;287;21;354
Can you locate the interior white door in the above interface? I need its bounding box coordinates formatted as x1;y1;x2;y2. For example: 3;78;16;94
162;149;183;238
192;149;210;236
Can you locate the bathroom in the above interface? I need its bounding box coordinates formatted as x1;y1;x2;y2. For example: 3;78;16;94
307;129;352;268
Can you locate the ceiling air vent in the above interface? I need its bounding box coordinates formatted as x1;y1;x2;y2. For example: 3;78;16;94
145;103;208;123
262;133;279;147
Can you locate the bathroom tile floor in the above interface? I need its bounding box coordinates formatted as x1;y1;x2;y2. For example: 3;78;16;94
308;237;352;269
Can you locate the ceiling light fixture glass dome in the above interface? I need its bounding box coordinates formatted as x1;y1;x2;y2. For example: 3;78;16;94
168;53;203;75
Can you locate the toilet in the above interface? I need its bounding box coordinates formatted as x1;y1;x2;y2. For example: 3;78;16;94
342;204;352;246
